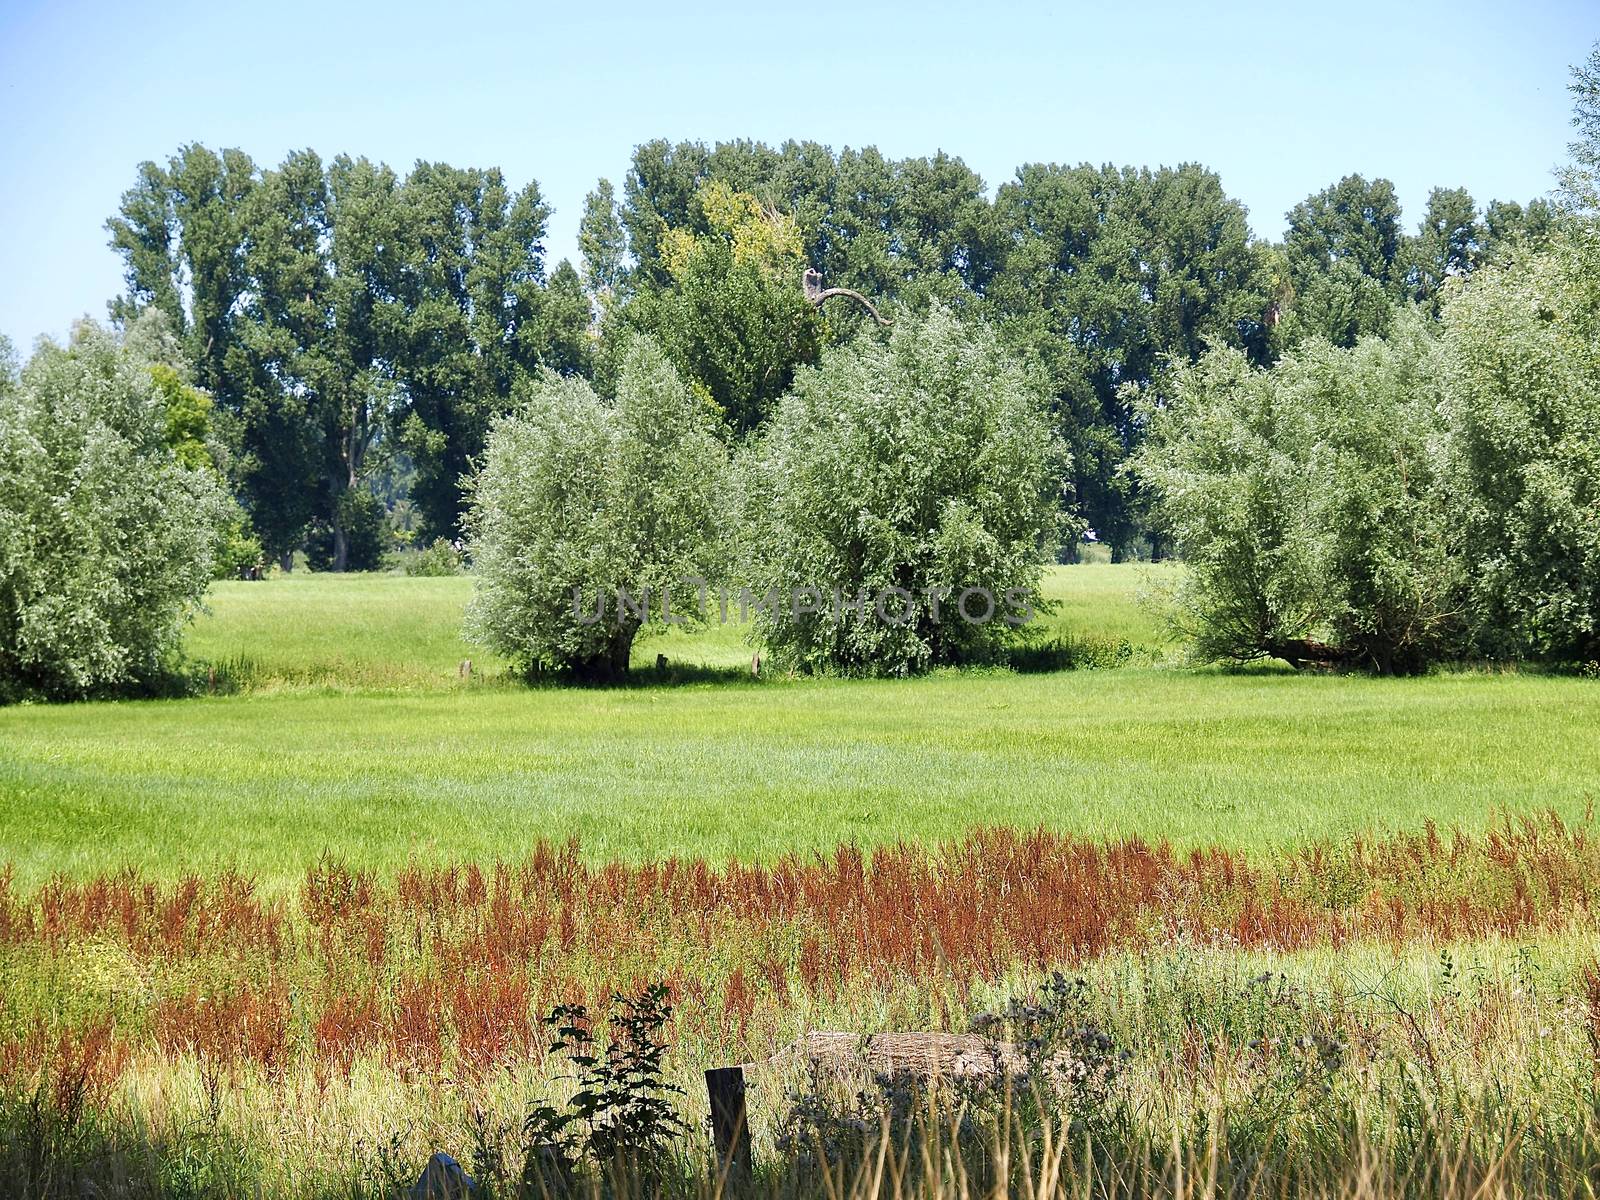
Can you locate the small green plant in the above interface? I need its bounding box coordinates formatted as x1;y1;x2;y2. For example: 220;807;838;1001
522;984;689;1185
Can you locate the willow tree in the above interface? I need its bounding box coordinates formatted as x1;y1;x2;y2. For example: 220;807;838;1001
465;338;726;680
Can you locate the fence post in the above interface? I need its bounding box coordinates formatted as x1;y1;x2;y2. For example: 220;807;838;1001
705;1065;751;1185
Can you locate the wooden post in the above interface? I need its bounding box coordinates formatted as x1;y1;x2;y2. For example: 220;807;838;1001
705;1065;751;1184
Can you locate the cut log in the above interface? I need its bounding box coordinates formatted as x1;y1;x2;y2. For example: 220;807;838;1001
745;1030;1031;1079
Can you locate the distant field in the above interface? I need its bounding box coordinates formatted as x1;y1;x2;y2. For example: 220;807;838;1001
183;563;1179;691
2;663;1595;888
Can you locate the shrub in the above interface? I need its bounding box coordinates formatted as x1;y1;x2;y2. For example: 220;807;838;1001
465;338;726;680
0;320;231;699
740;306;1067;675
403;538;463;577
520;985;688;1189
1441;227;1600;663
1134;313;1463;673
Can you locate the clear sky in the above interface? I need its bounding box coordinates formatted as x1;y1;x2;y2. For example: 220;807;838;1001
1;0;1592;351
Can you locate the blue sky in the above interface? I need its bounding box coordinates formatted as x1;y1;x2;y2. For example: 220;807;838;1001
0;0;1592;351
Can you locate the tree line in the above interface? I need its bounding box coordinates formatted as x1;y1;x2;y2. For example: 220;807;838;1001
2;45;1593;698
101;134;1558;570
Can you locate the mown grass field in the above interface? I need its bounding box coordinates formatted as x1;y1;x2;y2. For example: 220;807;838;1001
1;565;1596;888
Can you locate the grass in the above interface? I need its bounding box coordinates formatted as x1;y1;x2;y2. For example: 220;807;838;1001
7;566;1600;1196
182;564;1180;691
185;572;505;691
2;564;1594;888
1;665;1597;888
7;833;1600;1196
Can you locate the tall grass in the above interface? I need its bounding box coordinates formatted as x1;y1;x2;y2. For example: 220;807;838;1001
5;817;1600;1196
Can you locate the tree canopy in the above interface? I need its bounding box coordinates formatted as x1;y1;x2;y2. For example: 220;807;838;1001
92;42;1591;588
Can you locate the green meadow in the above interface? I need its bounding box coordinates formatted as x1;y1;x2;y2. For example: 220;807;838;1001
2;565;1596;889
180;562;1178;689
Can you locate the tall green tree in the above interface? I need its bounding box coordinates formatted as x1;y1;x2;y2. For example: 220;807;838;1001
625;181;821;433
108;146;580;562
1558;40;1600;212
988;162;1270;558
106;144;257;414
1483;198;1556;259
387;161;567;542
579;179;629;297
1280;174;1404;346
616;138;995;319
1403;186;1484;312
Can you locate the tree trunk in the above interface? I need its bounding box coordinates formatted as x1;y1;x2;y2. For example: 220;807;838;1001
571;623;639;682
1149;533;1166;563
332;517;349;574
1265;637;1346;671
279;552;294;573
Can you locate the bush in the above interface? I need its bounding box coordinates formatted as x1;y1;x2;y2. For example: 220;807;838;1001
739;306;1067;675
465;338;726;681
1136;224;1600;672
402;538;463;577
0;321;231;699
1134;314;1463;673
1442;228;1600;663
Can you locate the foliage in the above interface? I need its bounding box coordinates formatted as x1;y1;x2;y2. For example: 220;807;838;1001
1284;174;1404;295
0;320;231;699
147;363;213;471
103;125;1577;571
1441;227;1600;662
579;178;629;298
107;146;587;563
465;338;726;679
740;307;1065;674
402;538;464;577
524;985;688;1180
987;162;1273;558
147;362;262;578
626;180;821;433
1402;186;1485;311
1558;40;1600;212
1134;314;1462;672
305;488;389;573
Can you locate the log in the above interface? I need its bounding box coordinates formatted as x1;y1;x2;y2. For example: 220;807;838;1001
746;1030;1031;1080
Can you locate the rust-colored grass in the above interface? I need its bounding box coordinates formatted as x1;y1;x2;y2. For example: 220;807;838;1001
2;812;1597;1083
